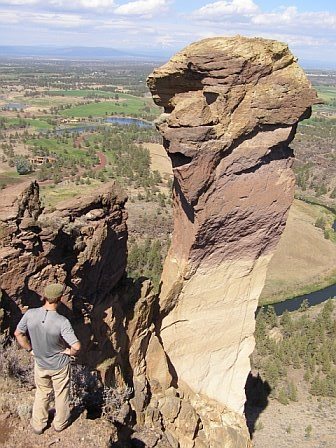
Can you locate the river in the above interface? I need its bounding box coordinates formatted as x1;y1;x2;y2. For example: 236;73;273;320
266;282;336;315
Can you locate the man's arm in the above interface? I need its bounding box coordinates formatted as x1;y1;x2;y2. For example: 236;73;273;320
61;317;80;356
62;341;81;357
14;329;32;352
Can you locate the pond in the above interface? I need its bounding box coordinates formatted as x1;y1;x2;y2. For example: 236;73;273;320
53;117;153;135
3;102;27;111
54;125;101;135
105;117;153;127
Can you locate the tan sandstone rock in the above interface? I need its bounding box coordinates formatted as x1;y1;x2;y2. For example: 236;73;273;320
147;36;317;416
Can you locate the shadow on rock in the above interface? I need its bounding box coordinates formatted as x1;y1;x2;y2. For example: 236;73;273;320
110;423;145;448
244;372;271;437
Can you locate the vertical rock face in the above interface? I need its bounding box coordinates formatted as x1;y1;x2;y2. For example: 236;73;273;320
148;36;317;414
0;181;128;366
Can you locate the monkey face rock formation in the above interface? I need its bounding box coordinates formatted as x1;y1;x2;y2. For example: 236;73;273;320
148;36;317;414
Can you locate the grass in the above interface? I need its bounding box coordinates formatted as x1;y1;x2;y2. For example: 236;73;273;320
260;200;336;305
48;89;118;98
20;96;80;107
26;118;53;129
0;171;23;188
260;270;336;306
26;136;89;160
4;117;53;129
60;96;158;118
41;180;105;209
315;86;336;103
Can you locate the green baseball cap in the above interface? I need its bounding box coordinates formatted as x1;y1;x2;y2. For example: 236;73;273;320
44;283;63;300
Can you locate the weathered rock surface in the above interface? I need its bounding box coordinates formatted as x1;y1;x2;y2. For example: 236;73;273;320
0;181;127;360
147;35;317;421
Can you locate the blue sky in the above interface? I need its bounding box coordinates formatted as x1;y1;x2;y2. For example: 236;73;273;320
0;0;335;67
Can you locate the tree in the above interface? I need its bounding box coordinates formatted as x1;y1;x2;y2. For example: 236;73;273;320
265;306;277;328
305;425;313;438
288;381;298;402
299;299;309;312
16;157;31;175
315;215;327;230
277;387;289;405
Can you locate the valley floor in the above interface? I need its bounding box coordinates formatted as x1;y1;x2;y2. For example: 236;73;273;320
260;199;336;305
252;397;336;448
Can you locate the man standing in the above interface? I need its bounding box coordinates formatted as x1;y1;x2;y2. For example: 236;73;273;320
14;283;81;434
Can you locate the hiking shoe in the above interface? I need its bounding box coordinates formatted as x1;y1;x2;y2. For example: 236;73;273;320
30;424;44;435
53;422;70;433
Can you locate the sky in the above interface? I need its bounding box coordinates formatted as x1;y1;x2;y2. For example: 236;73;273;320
0;0;335;67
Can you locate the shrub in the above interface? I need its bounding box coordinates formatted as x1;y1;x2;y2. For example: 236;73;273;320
305;424;313;438
17;403;33;421
70;364;102;411
315;215;327;230
15;157;32;175
277;387;289;405
0;337;34;386
102;385;133;424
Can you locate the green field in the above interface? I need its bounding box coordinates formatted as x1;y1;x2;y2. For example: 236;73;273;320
40;180;105;209
48;89;117;98
4;117;53;130
27;136;90;160
315;86;336;103
60;96;159;118
0;171;24;188
19;97;79;107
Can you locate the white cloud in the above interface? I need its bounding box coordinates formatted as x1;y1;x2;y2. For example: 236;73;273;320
0;9;89;27
193;0;259;19
0;0;335;66
0;9;20;22
50;0;115;7
191;2;336;34
0;0;38;4
0;0;116;5
114;0;169;16
252;7;336;29
30;12;89;27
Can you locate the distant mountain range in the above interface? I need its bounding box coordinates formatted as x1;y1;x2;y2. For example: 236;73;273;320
0;45;335;70
0;45;172;61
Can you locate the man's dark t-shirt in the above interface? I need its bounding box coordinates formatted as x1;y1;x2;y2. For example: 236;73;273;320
16;307;79;370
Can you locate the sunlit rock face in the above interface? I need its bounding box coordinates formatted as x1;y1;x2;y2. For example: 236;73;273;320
0;181;127;342
148;36;317;414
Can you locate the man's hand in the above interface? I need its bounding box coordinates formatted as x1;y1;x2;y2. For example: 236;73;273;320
62;342;80;357
14;330;32;352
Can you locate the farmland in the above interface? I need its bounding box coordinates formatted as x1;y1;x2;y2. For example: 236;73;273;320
0;59;335;302
59;95;158;118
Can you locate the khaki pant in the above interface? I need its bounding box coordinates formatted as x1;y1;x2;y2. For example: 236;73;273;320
31;362;71;432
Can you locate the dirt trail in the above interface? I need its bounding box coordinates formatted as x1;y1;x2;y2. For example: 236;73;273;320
0;414;116;448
